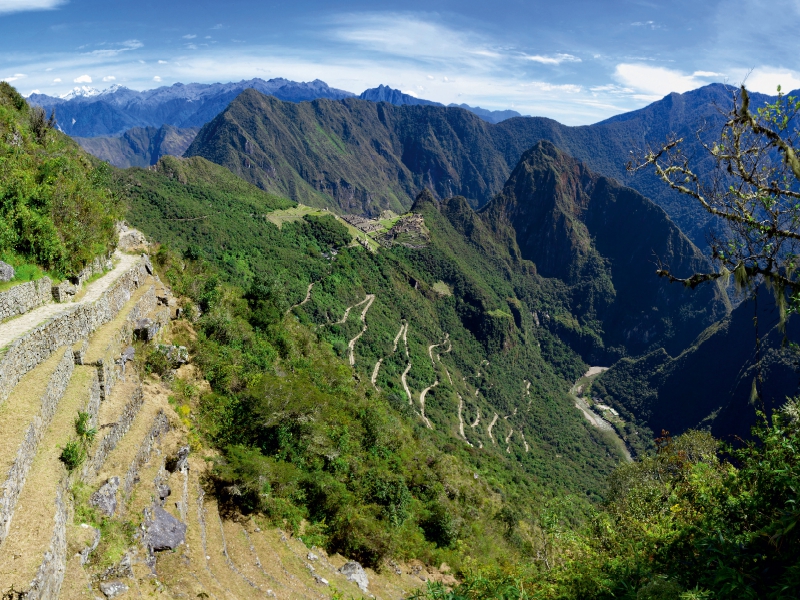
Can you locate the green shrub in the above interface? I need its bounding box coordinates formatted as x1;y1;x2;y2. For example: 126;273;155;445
59;440;86;471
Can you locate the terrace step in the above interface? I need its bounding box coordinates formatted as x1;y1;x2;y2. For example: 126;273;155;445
82;277;156;400
0;364;100;595
0;348;74;548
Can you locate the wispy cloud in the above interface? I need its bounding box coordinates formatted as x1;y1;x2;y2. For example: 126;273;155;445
1;73;26;82
153;75;162;82
523;53;581;65
0;0;65;15
330;13;501;66
182;34;196;39
82;39;142;57
102;75;115;82
524;81;582;93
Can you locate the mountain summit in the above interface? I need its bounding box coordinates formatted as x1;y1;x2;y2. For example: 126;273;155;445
481;141;730;359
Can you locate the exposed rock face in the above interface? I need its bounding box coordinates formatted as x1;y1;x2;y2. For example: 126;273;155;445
90;477;120;517
133;317;160;341
0;261;14;282
117;223;149;253
340;560;369;592
144;505;186;551
100;580;129;598
170;446;190;473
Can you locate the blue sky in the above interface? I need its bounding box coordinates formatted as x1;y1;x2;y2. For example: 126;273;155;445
1;0;799;125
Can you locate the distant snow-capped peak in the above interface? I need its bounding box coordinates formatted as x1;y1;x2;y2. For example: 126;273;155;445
99;84;126;95
60;86;101;100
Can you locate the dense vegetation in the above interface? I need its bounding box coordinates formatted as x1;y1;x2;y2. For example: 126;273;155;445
120;152;637;573
0;82;119;276
417;412;800;599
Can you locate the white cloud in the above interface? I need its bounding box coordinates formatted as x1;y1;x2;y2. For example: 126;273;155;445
210;23;223;29
73;74;91;83
426;75;434;80
52;77;61;82
102;75;115;82
401;89;418;97
524;81;582;93
523;53;581;65
0;0;65;15
158;60;167;64
153;76;162;82
693;71;724;78
744;67;800;94
613;64;705;97
83;39;142;57
182;34;196;39
2;73;26;82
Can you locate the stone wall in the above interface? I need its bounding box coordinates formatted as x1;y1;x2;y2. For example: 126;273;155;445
86;385;144;479
71;255;113;288
0;348;74;547
25;476;69;600
122;410;170;505
0;257;152;405
0;277;52;323
90;285;157;401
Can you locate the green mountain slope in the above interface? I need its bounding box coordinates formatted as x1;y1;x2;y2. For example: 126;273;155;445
480;141;730;361
119;152;632;570
75;124;199;168
183;84;780;250
593;289;799;441
0;82;119;276
184;89;513;215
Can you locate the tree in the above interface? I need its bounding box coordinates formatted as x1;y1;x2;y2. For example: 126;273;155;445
628;85;800;322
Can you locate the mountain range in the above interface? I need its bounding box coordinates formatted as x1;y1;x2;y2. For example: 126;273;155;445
29;80;521;140
182;83;795;250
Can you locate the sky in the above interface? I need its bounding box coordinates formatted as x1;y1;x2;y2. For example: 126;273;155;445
1;0;799;125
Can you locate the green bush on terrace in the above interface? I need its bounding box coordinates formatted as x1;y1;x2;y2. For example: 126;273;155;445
0;82;119;277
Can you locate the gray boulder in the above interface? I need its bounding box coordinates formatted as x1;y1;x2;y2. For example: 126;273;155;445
90;477;120;517
100;580;129;598
144;504;186;551
156;483;171;505
340;560;369;592
134;318;160;341
0;261;14;282
169;446;190;473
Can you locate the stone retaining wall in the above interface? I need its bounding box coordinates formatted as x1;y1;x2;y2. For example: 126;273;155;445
90;285;157;401
86;385;144;479
0;257;152;405
0;348;74;547
0;277;52;323
25;476;69;599
122;410;170;505
72;256;113;288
